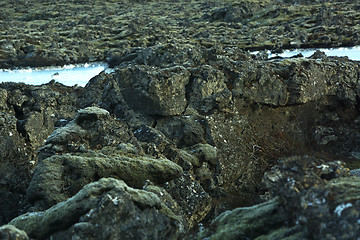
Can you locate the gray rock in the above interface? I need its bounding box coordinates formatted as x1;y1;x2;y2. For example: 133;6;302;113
156;114;211;148
235;58;360;106
143;180;188;233
10;178;181;240
0;225;29;240
45;106;110;146
3;2;360;239
134;43;204;68
188;65;232;114
45;120;86;145
164;173;212;229
76;106;110;122
263;156;359;239
206;2;261;23
313;126;338;145
196;198;306;240
0;114;30;224
0;83;80;225
26;148;183;210
117;142;140;154
197;156;360;240
184;143;218;166
80;71;154;127
0;88;8;111
113;65;190;116
0;117;5;126
38;106;135;160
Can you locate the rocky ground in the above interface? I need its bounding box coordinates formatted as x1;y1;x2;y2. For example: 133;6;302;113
1;0;360;239
1;0;360;68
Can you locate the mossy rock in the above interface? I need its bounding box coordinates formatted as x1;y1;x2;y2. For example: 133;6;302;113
26;149;183;209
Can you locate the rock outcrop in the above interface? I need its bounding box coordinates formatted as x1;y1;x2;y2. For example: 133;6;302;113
0;82;80;225
196;156;360;240
2;0;360;68
2;52;360;238
10;178;181;240
1;0;360;239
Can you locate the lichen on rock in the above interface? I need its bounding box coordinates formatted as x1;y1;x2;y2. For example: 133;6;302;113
10;178;181;240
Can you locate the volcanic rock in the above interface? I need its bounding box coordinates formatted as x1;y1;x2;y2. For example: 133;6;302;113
197;156;360;240
0;82;80;225
10;178;181;240
0;225;29;240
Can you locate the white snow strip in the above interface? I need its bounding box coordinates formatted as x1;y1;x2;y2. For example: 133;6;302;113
334;203;353;216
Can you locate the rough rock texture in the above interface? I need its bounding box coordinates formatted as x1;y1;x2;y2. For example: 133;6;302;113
1;0;360;239
236;57;360;106
195;198;307;240
10;178;181;240
2;0;360;68
24;107;182;211
164;173;212;229
0;225;29;240
3;52;360;238
113;65;190;116
196;156;360;240
37;106;136;161
26;150;183;211
0;82;80;225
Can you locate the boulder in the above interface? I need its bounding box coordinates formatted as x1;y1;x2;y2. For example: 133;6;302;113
156;114;212;148
235;58;360;106
0;225;29;240
188;65;232;114
195;198;307;240
0;82;80;225
263;156;360;239
26;148;183;210
80;71;154;127
0;113;30;225
37;106;136;160
133;43;204;68
164;173;212;229
113;65;190;116
197;156;360;239
10;178;181;240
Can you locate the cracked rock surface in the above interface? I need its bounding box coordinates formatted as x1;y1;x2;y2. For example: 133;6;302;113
1;0;360;239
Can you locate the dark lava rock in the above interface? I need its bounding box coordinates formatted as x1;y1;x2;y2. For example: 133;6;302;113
134;43;204;67
262;156;359;239
3;1;360;239
10;178;181;240
2;0;360;69
156;114;212;148
196;156;360;240
26;107;182;211
81;49;360;212
0;225;29;240
188;65;232;114
195;198;307;240
37;106;136;161
164;173;212;230
0;82;80;225
26;149;183;211
235;57;360;106
113;65;190;116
